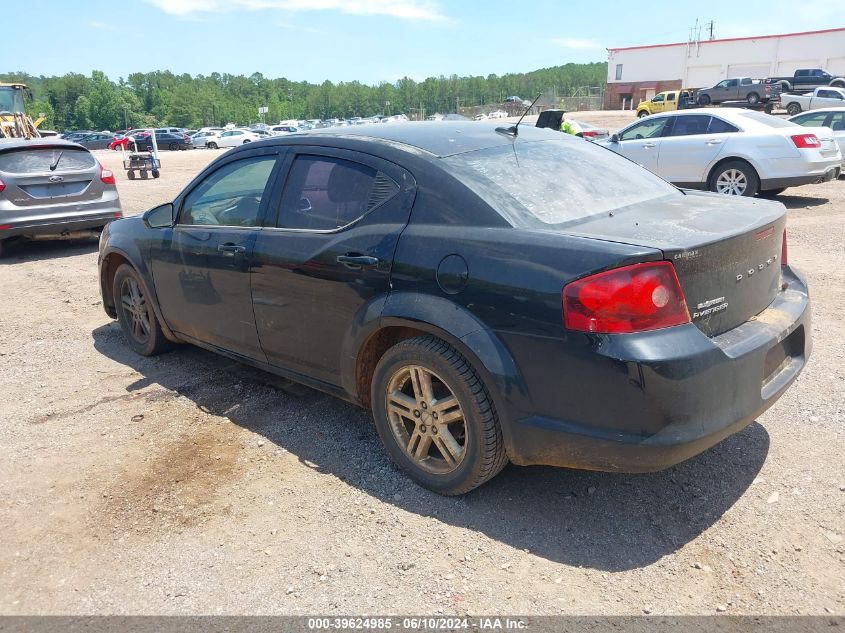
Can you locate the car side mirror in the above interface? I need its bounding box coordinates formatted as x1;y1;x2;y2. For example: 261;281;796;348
143;203;175;229
610;133;620;143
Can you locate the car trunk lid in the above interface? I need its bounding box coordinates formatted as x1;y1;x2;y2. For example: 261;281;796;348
563;191;785;337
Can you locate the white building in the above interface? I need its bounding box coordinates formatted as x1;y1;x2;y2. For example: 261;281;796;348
605;27;845;109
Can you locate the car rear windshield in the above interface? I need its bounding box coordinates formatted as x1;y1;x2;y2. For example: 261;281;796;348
736;111;796;128
0;147;96;174
443;139;678;227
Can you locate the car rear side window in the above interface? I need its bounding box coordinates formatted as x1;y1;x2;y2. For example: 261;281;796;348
0;147;95;173
179;156;276;227
444;139;678;227
707;117;739;133
275;155;387;231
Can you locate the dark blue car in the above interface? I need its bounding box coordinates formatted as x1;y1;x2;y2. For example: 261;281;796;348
98;122;810;495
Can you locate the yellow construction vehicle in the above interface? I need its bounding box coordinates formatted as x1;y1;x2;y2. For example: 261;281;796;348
0;83;46;139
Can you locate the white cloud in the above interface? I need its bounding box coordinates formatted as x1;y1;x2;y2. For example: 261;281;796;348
146;0;449;21
551;38;602;50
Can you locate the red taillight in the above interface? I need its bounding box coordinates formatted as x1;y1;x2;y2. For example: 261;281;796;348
0;178;5;193
581;130;599;138
791;133;820;149
781;229;788;266
99;163;116;185
0;224;10;230
563;262;690;334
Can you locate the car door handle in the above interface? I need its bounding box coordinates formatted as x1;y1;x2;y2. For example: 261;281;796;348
218;243;246;255
337;254;380;269
642;142;656;148
706;139;723;145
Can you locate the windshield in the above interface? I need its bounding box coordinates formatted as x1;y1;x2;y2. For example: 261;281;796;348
0;147;96;173
0;87;25;112
443;139;679;227
737;111;797;128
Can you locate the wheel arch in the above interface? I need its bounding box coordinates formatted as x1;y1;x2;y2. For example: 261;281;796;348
706;154;761;189
100;247;180;343
344;293;528;455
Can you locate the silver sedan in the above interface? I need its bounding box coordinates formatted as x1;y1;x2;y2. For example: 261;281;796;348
598;108;841;196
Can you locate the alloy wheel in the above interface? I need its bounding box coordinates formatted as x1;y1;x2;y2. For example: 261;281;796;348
715;169;747;195
385;365;467;474
120;277;151;343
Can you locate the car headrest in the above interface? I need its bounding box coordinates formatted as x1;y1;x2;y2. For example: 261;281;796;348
327;162;373;204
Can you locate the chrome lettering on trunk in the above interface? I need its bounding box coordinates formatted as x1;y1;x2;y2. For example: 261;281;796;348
693;296;728;320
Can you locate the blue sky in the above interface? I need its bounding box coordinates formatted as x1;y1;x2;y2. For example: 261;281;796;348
6;0;842;83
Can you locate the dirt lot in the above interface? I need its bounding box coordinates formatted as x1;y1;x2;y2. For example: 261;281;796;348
1;122;843;616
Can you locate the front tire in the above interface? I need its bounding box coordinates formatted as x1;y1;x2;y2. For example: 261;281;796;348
637;111;648;118
112;264;170;357
709;160;759;197
371;335;508;495
207;142;218;149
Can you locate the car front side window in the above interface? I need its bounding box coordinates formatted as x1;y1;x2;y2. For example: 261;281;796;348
794;112;831;127
179;156;276;227
619;118;669;141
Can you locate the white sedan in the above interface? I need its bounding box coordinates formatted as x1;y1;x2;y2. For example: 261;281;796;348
206;129;260;149
789;107;845;168
190;130;221;148
598;108;841;196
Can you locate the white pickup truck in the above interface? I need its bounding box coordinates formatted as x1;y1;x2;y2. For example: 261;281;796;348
781;87;845;115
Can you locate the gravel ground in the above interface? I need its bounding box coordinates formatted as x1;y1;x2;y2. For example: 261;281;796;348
1;124;843;616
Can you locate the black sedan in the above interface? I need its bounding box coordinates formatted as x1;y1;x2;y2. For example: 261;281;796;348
129;132;191;151
75;132;115;150
98;123;811;495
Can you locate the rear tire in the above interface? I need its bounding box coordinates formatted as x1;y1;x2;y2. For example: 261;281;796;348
207;142;218;149
112;264;170;357
709;160;759;197
370;335;508;495
242;139;251;144
140;170;148;180
0;239;4;259
168;142;177;150
127;170;136;180
786;103;801;116
747;92;760;104
698;94;711;106
637;111;648;118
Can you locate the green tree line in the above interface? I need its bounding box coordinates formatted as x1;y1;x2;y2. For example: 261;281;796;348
2;63;606;131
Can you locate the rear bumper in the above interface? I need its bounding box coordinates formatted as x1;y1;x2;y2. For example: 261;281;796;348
761;165;841;189
502;265;811;472
0;199;122;239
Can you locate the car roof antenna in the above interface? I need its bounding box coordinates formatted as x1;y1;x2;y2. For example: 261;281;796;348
496;93;542;138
